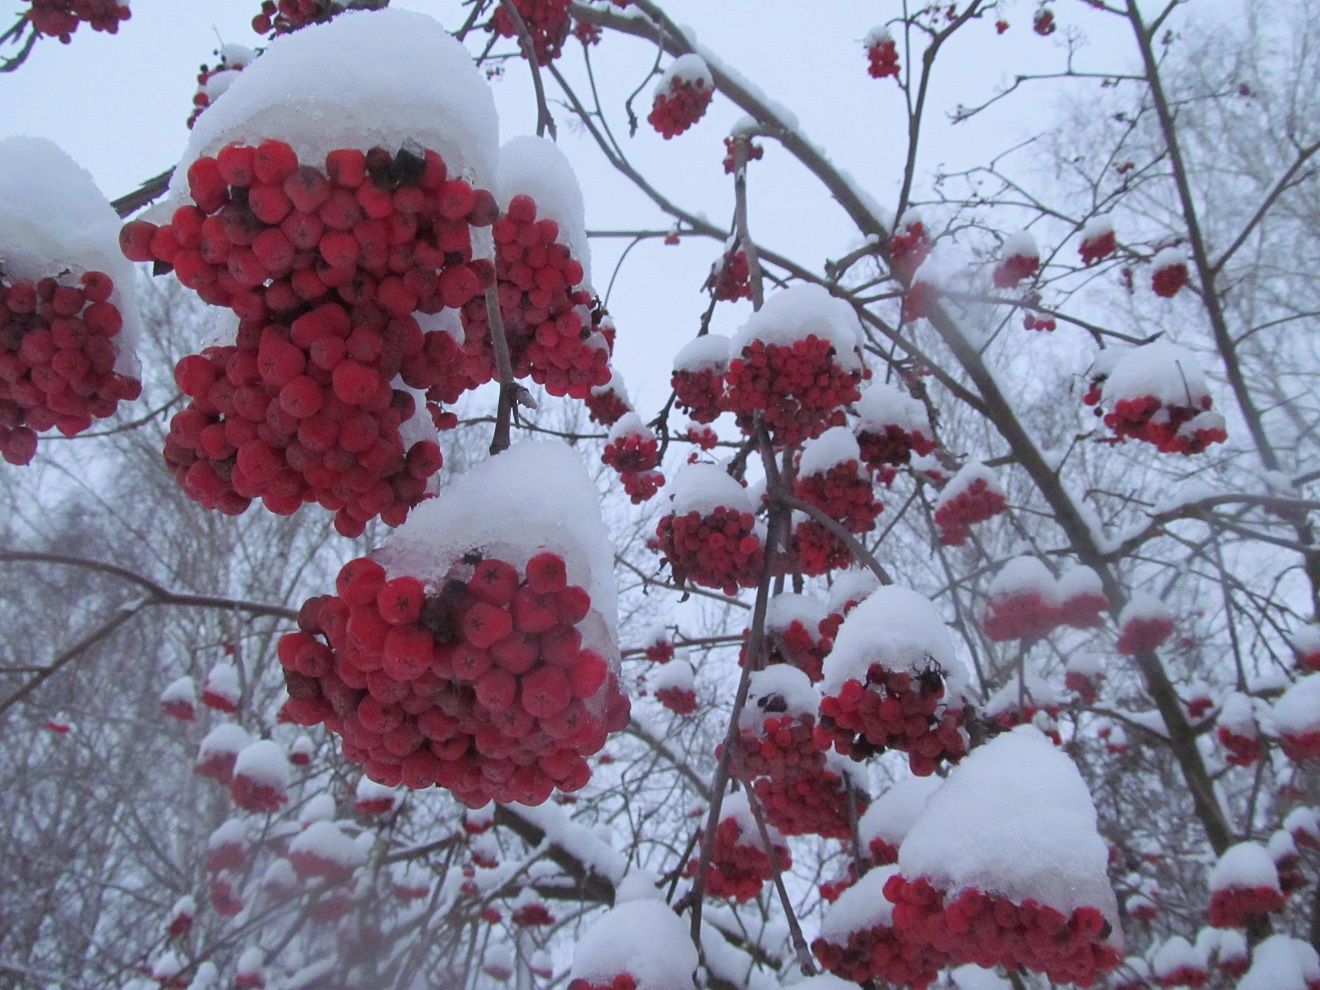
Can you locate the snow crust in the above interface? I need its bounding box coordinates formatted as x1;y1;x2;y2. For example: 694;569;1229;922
855;380;932;436
1209;841;1279;893
822;585;969;699
0;136;142;376
799;426;863;478
898;726;1119;928
378;440;617;650
673;333;730;373
1271;674;1320;734
664;462;753;517
740;665;819;731
571;901;697;989
173;9;500;200
1103;342;1210;405
819;864;900;940
858;775;942;848
498;135;592;287
655;53;713;96
233;739;289;788
730;284;863;370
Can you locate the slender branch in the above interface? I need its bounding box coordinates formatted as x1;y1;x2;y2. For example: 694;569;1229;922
495;0;557;139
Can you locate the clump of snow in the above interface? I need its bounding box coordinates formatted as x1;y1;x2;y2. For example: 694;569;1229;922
719;789;783;850
948;965;1013;990
765;592;828;634
0;136;142;377
985;672;1064;719
673;333;730;374
1118;591;1172;627
505;803;627;883
1151;938;1206;982
173;9;500;199
987;556;1057;601
1057;565;1103;601
355;776;401;811
608;411;654;444
799;426;863;477
377;440;617;653
289;820;365;873
1271;674;1320;734
591;367;629;402
858;775;942;849
819;864;900;940
655;53;713;96
301;792;337;825
1209;841;1279;893
1001;231;1039;260
160;675;196;707
663;462;753;517
234;739;289;787
236;948;263;979
1237;935;1320;990
651;659;694;693
204;661;240;704
898;725;1120;929
855;380;932;436
615;870;664;903
1290;624;1320;658
1081;216;1115;241
1218;692;1256;733
822;585;970;699
208;817;250;854
933;462;1001;511
826;570;880;613
152;951;185;982
1284;806;1320;843
1152;246;1188;272
863;25;892;47
730;284;863;370
498;135;591;287
571;901;697;989
198;723;252;763
1103;342;1211;406
740;665;819;731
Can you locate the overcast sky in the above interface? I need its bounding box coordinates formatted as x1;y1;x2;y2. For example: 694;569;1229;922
1;0;1215;411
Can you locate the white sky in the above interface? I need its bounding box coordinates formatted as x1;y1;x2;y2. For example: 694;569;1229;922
0;0;1199;410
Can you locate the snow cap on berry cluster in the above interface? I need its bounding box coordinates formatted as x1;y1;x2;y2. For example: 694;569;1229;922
858;775;942;851
1238;935;1320;990
654;53;713;97
607;411;654;446
651;658;694;694
570;900;698;990
730;283;864;370
863;25;893;47
1102;342;1210;407
672;333;730;373
1000;230;1039;261
0;136;141;376
855;380;932;436
376;440;618;649
819;863;901;939
288;820;365;874
233;739;289;788
497;135;592;287
984;672;1064;720
173;9;500;196
1080;215;1115;242
198;723;252;763
719;789;783;848
1151;246;1188;273
933;462;1001;512
1117;592;1172;630
987;556;1058;603
664;461;755;517
1271;674;1320;736
766;592;828;635
826;569;881;614
591;367;629;402
821;585;970;698
799;426;864;478
898;725;1120;931
1057;564;1103;601
739;664;819;732
1209;842;1280;894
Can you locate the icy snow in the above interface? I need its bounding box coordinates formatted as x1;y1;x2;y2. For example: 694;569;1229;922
571;901;697;989
858;775;942;849
233;739;289;787
173;9;500;198
498;136;592;288
855;380;932;436
378;440;617;652
730;284;863;370
819;864;900;940
664;462;754;517
1271;674;1320;734
1103;342;1211;406
0;136;142;377
1209;842;1279;893
799;426;862;478
897;725;1120;929
672;333;731;373
822;585;970;699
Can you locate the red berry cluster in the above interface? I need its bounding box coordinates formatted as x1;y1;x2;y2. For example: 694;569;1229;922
512;900;555;927
1033;8;1057;36
277;552;629;807
767;618;830;683
491;0;571;65
210;874;244;917
902;281;938;322
687;814;791;903
1099;394;1227;454
0;271;140;466
993;251;1040;289
857;423;936;472
707;249;751;302
25;0;129;42
251;0;345;36
584;383;629;427
983;587;1058;642
187;56;248;130
795;461;881;535
1217;724;1261;766
447;194;606;402
655;506;764;594
1115;614;1174;655
1065;669;1102;705
1152;259;1189;298
685;424;719;449
1280;728;1320;761
655;684;697;715
568;975;638;990
933;478;1007;546
1023;311;1056;331
121;141;497;530
885;874;1121;986
601;424;663;504
812;919;944;989
1208;884;1284;928
866;37;900;79
729;711;821;782
725;337;862;446
722;136;764;174
819;866;858;903
643;632;673;663
817;667;967;776
888;220;930;281
672;366;725;423
1080;228;1117;265
791;519;854;576
648;78;713;139
230;769;287;813
752;763;860;839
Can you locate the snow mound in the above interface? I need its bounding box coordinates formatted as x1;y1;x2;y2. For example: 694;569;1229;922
1209;841;1279;892
799;426;863;477
855;380;932;435
1103;342;1210;406
663;462;753;517
765;593;827;633
498;135;591;287
933;462;1000;511
826;570;881;613
731;284;863;370
820;864;900;940
1238;935;1319;990
673;333;730;373
173;9;500;200
233;739;289;787
740;665;819;730
897;725;1120;930
655;53;713;97
571;901;698;990
1271;674;1320;734
858;775;943;849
